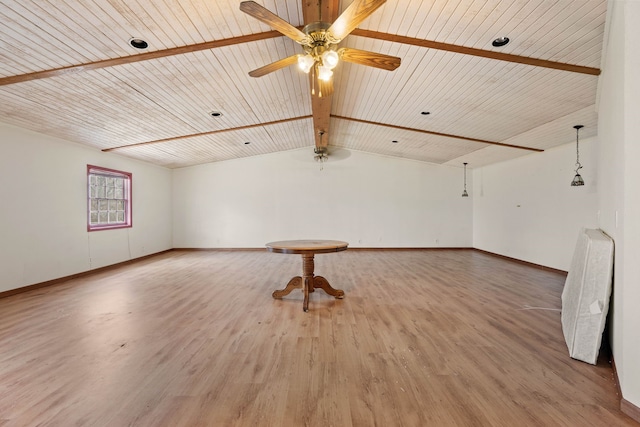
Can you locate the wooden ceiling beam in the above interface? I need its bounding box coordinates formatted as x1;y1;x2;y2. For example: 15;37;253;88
310;81;332;148
302;0;340;24
0;31;285;87
351;29;601;76
331;115;544;152
103;112;543;154
0;28;601;88
102;115;312;152
304;0;340;149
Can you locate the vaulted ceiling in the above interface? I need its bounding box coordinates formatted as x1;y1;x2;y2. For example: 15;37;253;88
0;0;606;169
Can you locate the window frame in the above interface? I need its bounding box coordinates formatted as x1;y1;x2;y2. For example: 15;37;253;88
87;165;132;232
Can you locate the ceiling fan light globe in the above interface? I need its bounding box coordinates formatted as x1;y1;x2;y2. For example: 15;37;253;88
322;50;339;69
298;54;314;73
318;65;333;81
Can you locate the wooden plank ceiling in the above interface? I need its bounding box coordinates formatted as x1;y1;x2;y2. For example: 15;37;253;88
0;0;606;169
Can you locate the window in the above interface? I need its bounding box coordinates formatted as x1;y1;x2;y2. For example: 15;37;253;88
87;165;132;231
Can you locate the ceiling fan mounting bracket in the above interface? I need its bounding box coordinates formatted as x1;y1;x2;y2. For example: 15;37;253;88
301;22;339;48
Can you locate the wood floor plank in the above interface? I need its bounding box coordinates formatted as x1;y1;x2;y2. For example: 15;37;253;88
0;249;636;426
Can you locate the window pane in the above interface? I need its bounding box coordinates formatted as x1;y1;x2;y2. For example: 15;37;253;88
88;166;131;231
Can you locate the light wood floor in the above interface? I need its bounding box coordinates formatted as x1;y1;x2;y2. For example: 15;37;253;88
0;249;635;426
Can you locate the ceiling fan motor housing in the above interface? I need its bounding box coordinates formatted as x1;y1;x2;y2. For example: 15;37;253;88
302;22;338;45
301;22;339;60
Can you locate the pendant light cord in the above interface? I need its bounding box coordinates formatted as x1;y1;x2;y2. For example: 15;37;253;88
575;126;582;173
464;164;467;190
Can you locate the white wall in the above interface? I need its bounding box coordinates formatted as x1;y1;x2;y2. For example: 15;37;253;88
472;140;598;271
173;149;472;248
0;123;173;293
473;0;640;411
597;0;640;409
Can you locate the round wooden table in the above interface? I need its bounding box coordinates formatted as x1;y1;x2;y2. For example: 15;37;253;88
266;240;348;312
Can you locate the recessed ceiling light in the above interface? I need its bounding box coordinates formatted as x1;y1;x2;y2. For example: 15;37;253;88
392;140;398;143
209;111;223;118
129;38;148;49
244;141;251;145
421;111;431;115
492;36;510;47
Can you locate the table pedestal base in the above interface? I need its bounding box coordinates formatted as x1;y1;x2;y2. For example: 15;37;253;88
272;253;344;312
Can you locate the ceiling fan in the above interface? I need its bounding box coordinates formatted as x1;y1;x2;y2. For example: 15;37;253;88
239;0;401;98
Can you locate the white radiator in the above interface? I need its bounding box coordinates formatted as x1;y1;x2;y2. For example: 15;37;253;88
561;228;614;365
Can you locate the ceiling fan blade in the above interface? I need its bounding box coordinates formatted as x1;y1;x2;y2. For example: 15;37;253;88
339;48;400;71
248;55;299;77
240;1;308;44
327;0;386;42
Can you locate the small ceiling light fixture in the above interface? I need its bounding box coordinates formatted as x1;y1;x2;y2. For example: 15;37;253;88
314;131;328;170
492;36;510;47
462;162;469;197
209;111;223;118
392;140;398;143
129;37;149;49
421;111;431;115
314;147;328;162
244;141;251;145
571;125;585;186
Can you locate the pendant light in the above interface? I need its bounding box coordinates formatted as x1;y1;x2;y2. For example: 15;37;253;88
462;162;469;197
571;125;585;186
